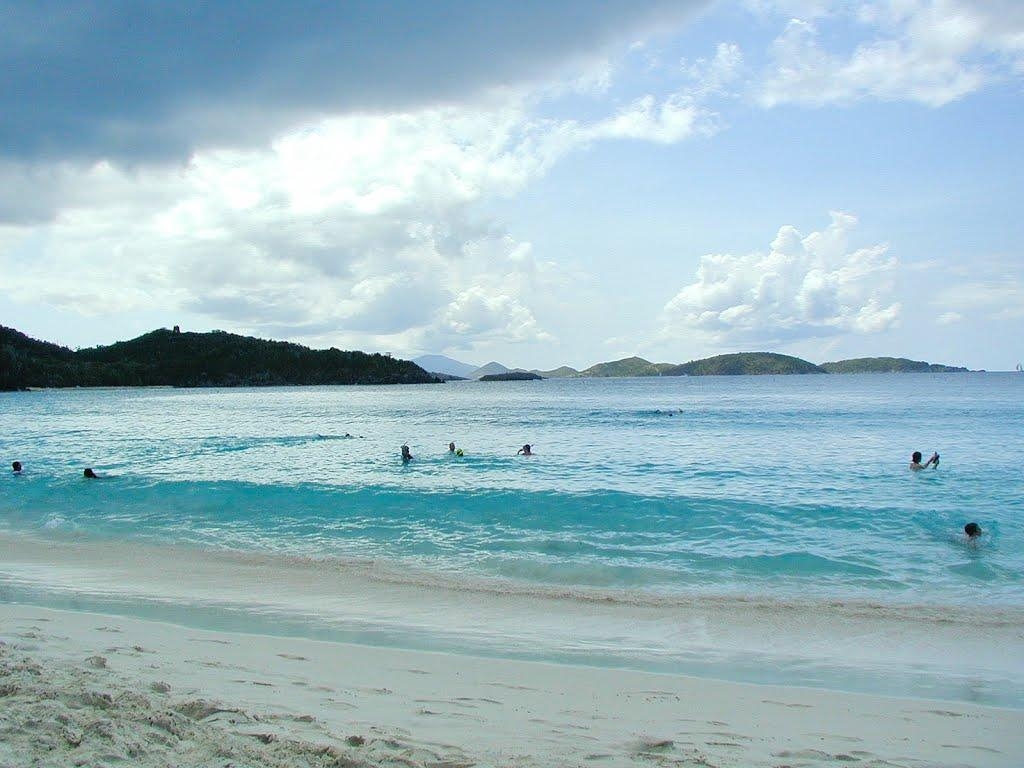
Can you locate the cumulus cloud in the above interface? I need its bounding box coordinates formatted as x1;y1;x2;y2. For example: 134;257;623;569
1;72;723;353
0;104;561;348
756;0;1024;107
661;212;901;345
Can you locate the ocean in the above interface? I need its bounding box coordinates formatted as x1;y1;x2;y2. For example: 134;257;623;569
2;373;1022;706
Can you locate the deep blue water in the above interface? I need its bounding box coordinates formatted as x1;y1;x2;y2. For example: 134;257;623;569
2;374;1022;704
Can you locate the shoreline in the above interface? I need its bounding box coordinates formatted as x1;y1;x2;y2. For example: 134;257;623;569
2;603;1022;767
3;529;1024;710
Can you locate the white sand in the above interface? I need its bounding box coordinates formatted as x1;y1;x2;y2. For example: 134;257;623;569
1;604;1020;767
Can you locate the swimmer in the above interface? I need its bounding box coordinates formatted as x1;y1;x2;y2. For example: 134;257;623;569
449;441;456;453
83;467;98;479
12;461;22;474
910;451;939;470
401;444;413;463
517;444;533;456
964;522;982;539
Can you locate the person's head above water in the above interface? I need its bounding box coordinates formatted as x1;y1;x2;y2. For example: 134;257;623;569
911;451;922;464
12;461;22;473
964;522;982;538
83;468;97;479
517;444;532;455
449;442;456;453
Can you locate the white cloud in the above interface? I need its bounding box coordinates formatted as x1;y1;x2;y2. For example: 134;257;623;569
661;211;901;345
937;311;963;324
936;280;1024;320
1;63;726;354
757;1;1024;108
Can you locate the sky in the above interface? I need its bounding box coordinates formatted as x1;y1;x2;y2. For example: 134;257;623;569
1;0;1022;371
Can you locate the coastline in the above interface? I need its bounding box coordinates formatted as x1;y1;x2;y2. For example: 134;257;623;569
3;529;1024;710
2;603;1021;768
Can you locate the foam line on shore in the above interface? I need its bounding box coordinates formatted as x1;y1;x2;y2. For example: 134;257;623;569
3;530;1024;708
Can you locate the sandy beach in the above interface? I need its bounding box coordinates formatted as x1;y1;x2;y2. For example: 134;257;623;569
1;604;1020;768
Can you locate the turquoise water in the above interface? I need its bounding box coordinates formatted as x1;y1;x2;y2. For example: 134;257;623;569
2;374;1022;704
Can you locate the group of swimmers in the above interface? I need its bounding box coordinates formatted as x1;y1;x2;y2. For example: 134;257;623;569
9;450;985;542
400;442;533;463
11;461;100;478
909;450;983;541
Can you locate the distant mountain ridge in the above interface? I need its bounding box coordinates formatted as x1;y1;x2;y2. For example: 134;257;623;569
422;351;971;378
411;354;478;378
1;326;436;390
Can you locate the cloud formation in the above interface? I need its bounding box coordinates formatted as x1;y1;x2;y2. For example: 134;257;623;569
0;72;720;354
757;0;1024;107
0;0;705;163
661;212;901;345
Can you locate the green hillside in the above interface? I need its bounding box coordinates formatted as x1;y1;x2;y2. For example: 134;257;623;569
579;356;667;377
820;357;968;373
533;366;579;378
1;326;437;390
663;352;824;376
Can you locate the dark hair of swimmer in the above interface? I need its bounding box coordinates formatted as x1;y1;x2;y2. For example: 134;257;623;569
964;522;982;538
83;468;97;478
911;451;922;463
12;461;22;473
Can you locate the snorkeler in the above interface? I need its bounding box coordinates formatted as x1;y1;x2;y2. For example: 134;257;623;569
517;444;533;456
909;451;939;470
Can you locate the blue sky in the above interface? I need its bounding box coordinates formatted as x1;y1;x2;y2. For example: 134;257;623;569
1;0;1021;370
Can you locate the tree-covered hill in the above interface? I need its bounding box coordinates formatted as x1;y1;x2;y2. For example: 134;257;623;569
533;366;580;378
820;357;969;373
1;326;438;390
579;356;672;377
662;352;824;376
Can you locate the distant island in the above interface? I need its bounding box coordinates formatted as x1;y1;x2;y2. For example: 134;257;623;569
819;357;969;373
478;371;543;382
0;326;437;390
663;353;823;376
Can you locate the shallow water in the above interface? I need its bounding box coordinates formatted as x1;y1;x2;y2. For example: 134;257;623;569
2;373;1022;704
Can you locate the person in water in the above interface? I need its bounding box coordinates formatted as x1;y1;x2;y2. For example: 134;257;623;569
964;522;982;539
909;451;939;470
401;444;413;463
12;461;22;474
449;441;456;453
83;467;98;478
517;444;532;456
